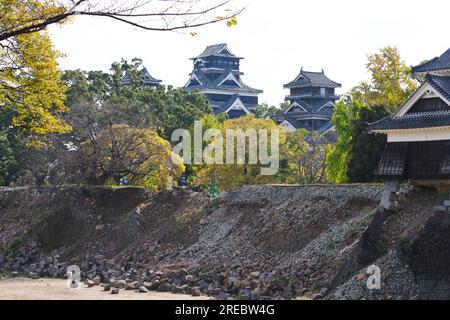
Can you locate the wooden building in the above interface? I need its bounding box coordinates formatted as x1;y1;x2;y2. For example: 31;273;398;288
369;48;450;186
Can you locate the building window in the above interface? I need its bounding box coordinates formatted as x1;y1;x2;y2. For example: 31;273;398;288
407;141;450;177
379;141;450;178
378;143;408;177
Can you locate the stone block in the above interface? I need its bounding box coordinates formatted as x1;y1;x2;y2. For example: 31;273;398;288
433;206;446;213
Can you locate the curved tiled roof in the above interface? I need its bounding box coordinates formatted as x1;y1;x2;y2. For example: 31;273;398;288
284;69;341;88
288;100;313;112
369;74;450;132
122;67;161;86
191;43;243;60
214;95;257;114
185;71;263;94
428;74;450;101
369;110;450;131
279;117;333;132
412;48;450;73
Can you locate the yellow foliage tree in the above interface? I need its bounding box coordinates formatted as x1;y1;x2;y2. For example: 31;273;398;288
1;0;69;141
350;46;418;112
79;124;184;190
192;115;285;191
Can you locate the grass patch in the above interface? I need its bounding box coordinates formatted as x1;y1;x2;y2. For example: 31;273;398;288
0;238;24;257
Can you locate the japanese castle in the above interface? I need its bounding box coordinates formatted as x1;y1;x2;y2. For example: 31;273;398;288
275;68;341;132
369;48;450;184
122;67;161;87
184;43;263;119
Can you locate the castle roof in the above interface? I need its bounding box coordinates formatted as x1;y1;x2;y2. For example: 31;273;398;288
284;69;341;89
427;73;450;101
185;70;262;94
214;95;256;114
122;67;161;86
368;74;450;131
280;117;334;132
368;110;450;131
191;43;243;60
411;49;450;74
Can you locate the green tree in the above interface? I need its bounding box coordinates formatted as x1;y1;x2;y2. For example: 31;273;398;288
186;113;226;184
1;0;241;186
19;60;218;187
256;103;280;119
0;130;23;186
325;99;361;184
62;60;214;140
255;102;290;119
347;106;389;183
0;102;25;186
146;86;213;140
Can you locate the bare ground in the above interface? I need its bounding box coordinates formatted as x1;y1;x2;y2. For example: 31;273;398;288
0;278;211;300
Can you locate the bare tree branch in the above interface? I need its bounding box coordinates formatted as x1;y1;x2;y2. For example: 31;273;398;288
0;0;244;42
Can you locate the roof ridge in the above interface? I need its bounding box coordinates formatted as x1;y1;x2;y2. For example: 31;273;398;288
192;43;243;60
402;109;450;116
368;114;393;126
412;48;450;73
302;70;325;74
428;73;450;79
284;69;341;88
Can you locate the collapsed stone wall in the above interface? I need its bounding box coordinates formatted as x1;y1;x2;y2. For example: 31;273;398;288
402;211;450;299
328;186;444;300
1;184;450;300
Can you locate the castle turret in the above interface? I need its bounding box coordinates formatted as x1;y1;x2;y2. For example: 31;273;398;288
122;67;161;87
184;43;263;119
276;68;341;132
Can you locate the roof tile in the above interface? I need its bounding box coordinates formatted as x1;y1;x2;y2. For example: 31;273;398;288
412;48;450;73
284;69;341;88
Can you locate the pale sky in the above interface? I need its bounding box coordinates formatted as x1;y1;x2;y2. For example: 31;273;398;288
48;0;450;107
